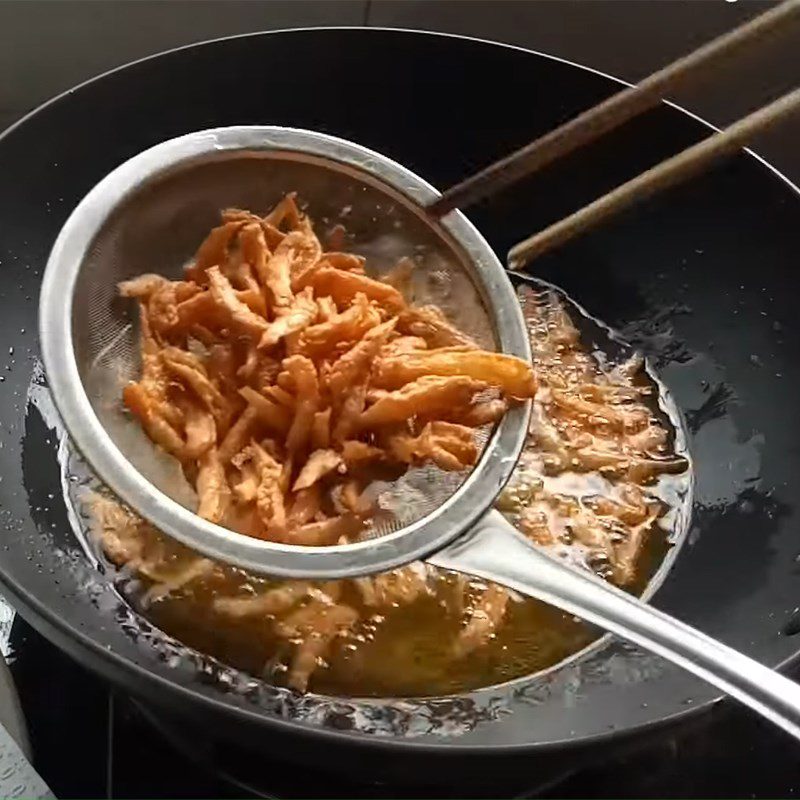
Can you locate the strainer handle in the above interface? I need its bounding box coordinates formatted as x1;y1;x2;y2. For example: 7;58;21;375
427;510;800;742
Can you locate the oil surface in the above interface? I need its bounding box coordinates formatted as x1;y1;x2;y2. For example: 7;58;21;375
65;280;692;698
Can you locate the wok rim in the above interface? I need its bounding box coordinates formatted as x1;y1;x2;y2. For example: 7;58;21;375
4;25;799;754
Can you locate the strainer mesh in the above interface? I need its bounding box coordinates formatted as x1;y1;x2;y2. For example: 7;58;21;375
71;153;499;548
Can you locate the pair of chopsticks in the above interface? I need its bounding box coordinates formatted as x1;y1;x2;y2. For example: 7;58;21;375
428;0;800;269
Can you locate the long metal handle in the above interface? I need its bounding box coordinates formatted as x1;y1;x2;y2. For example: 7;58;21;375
428;510;800;741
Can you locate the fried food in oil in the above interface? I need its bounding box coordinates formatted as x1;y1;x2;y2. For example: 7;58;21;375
93;202;687;695
496;286;688;589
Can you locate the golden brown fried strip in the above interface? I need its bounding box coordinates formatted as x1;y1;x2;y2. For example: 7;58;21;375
196;448;230;523
273;229;323;290
311;408;331;450
578;383;645;403
157;345;203;371
232;459;259;504
207;266;269;339
223;248;260;293
380;335;428;358
264;385;295;408
284;355;319;455
259;287;317;348
327;318;397;399
293;449;343;491
275;368;296;394
259;221;285;250
280;454;294;495
341;440;385;467
218;406;260;463
365;388;390;404
246;222;302;310
146;283;181;331
137;303;168;381
374;347;536;398
168;287;265;334
586;489;647;525
315;295;338;322
354;565;430;608
298;293;380;358
263;193;301;229
324;252;365;273
564;445;686;483
262;246;294;308
457;398;509;427
170;292;222;332
301;266;405;311
283;602;359;692
398;305;480;349
231;288;268;322
612;503;660;585
221;208;261;225
161;348;228;424
118;273;168;299
143;558;214;604
517;503;559;546
239;221;285;303
288;485;322;526
87;494;147;571
359;376;486;429
238;386;291;432
388;421;478;471
338;480;374;517
186;220;244;282
454;583;509;658
550;389;649;433
331;383;367;444
214;581;311;618
123;383;185;456
251;443;286;532
275;514;364;546
135;323;184;432
183;402;216;459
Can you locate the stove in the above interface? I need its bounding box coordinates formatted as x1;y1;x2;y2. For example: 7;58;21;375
2;599;798;799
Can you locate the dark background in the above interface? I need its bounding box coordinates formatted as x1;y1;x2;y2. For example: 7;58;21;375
0;0;797;183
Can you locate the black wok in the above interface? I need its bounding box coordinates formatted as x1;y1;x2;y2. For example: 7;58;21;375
1;28;799;787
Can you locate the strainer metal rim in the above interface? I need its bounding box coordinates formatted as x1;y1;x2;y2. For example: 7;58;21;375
39;125;532;579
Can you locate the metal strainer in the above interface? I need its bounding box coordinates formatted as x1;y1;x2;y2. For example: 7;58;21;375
39;126;800;741
39;126;532;579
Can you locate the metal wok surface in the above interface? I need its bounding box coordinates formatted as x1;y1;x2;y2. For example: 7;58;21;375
0;27;799;770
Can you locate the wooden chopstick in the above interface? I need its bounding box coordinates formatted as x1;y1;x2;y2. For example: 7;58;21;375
506;87;800;269
428;0;800;217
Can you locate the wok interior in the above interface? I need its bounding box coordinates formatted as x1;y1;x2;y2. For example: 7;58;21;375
68;271;692;696
5;27;796;755
72;152;498;533
54;129;696;699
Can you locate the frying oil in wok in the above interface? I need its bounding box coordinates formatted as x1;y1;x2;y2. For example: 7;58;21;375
71;280;691;698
